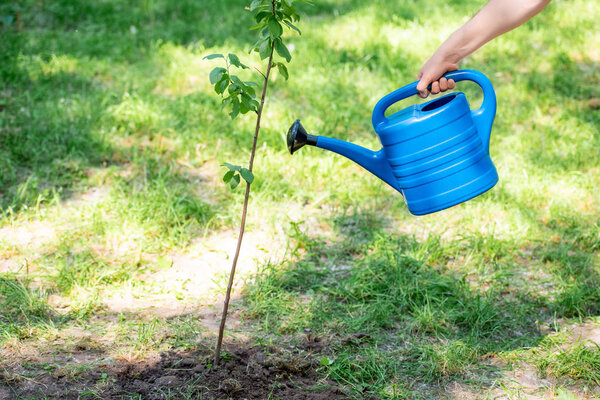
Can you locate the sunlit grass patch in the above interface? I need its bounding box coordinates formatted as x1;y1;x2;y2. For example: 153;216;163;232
109;93;166;135
501;324;600;389
538;340;600;386
16;54;80;79
105;161;215;247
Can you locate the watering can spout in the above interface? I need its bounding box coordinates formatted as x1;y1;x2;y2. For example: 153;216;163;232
287;120;401;192
287;119;318;154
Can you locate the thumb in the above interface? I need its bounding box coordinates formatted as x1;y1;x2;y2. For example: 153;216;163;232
416;77;431;98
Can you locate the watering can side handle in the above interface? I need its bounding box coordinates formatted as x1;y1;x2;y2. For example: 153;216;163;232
444;69;497;151
371;81;420;128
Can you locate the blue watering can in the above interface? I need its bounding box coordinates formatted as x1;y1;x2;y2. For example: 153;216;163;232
287;69;498;215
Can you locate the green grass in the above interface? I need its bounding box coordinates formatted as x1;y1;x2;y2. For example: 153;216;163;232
1;0;599;398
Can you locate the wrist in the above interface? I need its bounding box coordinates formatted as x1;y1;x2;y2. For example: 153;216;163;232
430;47;460;73
437;28;473;66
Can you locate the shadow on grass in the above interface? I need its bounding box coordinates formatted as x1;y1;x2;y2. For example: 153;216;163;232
1;54;219;246
0;67;216;241
494;185;600;318
0;67;112;211
2;0;256;58
0;0;260;215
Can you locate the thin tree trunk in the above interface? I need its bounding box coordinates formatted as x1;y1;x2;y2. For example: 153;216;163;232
213;44;275;366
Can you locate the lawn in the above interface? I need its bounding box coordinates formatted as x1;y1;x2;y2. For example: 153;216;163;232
0;0;599;399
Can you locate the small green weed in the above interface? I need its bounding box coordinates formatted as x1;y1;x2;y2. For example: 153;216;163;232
135;318;161;349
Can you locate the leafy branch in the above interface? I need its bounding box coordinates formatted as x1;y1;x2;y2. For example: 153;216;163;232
205;53;260;119
222;162;254;190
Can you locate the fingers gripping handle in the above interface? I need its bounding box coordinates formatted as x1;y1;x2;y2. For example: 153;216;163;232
371;69;497;139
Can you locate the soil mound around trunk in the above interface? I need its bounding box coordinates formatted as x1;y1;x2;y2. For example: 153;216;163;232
2;344;348;399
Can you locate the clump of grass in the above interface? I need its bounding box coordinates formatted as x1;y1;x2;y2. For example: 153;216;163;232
525;334;600;386
541;341;600;386
0;276;56;341
412;340;480;379
0;277;50;320
135;318;161;350
323;347;400;393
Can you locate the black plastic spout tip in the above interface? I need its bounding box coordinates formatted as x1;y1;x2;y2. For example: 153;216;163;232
287;119;317;155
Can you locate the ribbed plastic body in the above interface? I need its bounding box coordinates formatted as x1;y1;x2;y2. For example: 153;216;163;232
375;92;497;215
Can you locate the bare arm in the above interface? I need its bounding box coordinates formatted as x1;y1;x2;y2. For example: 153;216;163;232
416;0;551;98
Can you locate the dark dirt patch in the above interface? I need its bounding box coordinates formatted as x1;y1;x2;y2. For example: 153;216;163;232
1;343;349;399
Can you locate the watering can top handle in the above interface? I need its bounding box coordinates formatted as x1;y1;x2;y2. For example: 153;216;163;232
371;69;497;127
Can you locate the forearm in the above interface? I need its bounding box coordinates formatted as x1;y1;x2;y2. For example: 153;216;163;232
438;0;552;63
416;0;551;97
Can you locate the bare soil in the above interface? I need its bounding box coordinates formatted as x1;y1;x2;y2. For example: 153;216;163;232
0;343;348;400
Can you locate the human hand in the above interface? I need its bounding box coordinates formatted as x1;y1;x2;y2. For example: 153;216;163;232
416;53;458;98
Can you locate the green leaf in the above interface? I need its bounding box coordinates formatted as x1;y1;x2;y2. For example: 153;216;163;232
245;81;259;87
230;75;245;87
221;97;231;109
228;53;248;69
227;82;239;95
283;20;301;35
254;10;270;23
249;0;262;12
277;63;289;80
274;39;291;62
268;17;283;37
319;357;334;366
229;98;240;119
221;162;241;172
240;168;254;184
259;25;270;39
223;170;235;183
209;67;227;84
245;85;256;97
215;77;229;94
249;21;267;31
230;173;241;189
259;39;271;60
203;53;224;60
249;38;263;54
240;94;257;113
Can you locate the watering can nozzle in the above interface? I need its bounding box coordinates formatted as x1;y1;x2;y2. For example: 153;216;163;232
287;119;317;155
